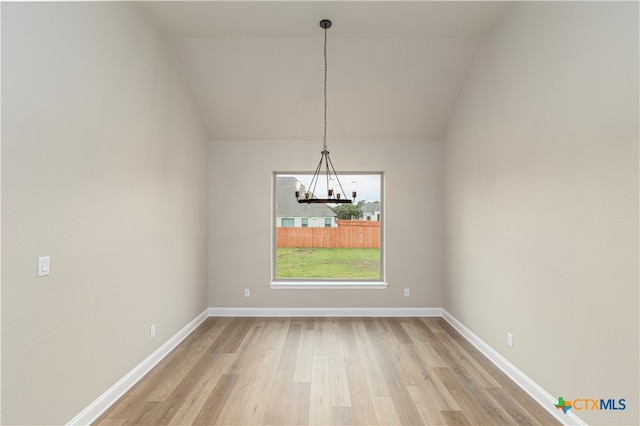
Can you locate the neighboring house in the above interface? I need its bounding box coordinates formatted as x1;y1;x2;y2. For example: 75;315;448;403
276;176;337;227
362;201;381;221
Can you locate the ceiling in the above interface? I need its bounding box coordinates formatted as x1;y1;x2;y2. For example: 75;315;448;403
139;1;513;141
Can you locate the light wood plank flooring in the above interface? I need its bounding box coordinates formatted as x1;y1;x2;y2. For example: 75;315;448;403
94;317;560;425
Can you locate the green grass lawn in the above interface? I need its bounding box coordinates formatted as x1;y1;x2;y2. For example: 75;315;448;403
276;247;381;279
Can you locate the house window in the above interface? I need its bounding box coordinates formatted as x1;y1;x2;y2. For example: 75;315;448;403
281;218;294;227
273;173;384;286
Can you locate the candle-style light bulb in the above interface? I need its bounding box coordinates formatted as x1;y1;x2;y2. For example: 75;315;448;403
328;178;335;197
351;181;357;199
295;181;301;199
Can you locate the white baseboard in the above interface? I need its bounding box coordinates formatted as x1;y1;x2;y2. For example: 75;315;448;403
208;306;443;317
441;310;586;426
66;309;209;426
69;307;581;426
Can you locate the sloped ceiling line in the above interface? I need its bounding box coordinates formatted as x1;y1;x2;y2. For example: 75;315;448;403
140;1;511;141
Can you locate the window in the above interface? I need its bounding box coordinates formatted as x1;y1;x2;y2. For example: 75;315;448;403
281;218;294;227
273;173;384;285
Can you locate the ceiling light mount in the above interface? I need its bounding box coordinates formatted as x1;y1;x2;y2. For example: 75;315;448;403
319;19;332;30
295;19;356;205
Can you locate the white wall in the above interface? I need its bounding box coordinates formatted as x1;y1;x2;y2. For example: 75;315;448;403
1;3;208;424
276;217;336;228
210;140;443;308
444;2;638;425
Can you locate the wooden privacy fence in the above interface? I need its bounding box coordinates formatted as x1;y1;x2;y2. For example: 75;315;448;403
277;220;380;248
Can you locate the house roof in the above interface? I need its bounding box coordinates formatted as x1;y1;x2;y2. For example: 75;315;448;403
362;201;381;214
276;176;337;218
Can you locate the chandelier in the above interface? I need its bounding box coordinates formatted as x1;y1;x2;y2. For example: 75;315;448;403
295;19;356;204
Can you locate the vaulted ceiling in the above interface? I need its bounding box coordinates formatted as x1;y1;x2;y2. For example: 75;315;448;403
140;1;512;141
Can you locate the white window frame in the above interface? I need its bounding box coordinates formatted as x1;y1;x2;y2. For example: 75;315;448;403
271;172;387;290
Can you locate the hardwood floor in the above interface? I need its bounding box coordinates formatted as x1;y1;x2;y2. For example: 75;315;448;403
94;317;560;425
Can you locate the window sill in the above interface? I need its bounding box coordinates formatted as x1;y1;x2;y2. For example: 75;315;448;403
270;281;388;290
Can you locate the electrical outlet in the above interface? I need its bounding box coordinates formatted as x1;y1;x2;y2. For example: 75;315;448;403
507;332;514;348
150;324;156;339
404;288;410;297
244;289;251;297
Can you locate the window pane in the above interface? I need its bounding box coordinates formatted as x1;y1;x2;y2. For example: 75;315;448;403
281;218;294;227
274;173;383;280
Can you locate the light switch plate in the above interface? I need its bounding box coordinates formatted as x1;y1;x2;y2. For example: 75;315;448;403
37;256;50;277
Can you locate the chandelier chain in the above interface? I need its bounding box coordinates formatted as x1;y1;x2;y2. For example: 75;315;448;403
323;25;328;152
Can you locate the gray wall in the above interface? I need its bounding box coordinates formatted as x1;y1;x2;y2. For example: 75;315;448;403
209;140;443;308
1;3;209;424
444;2;639;425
